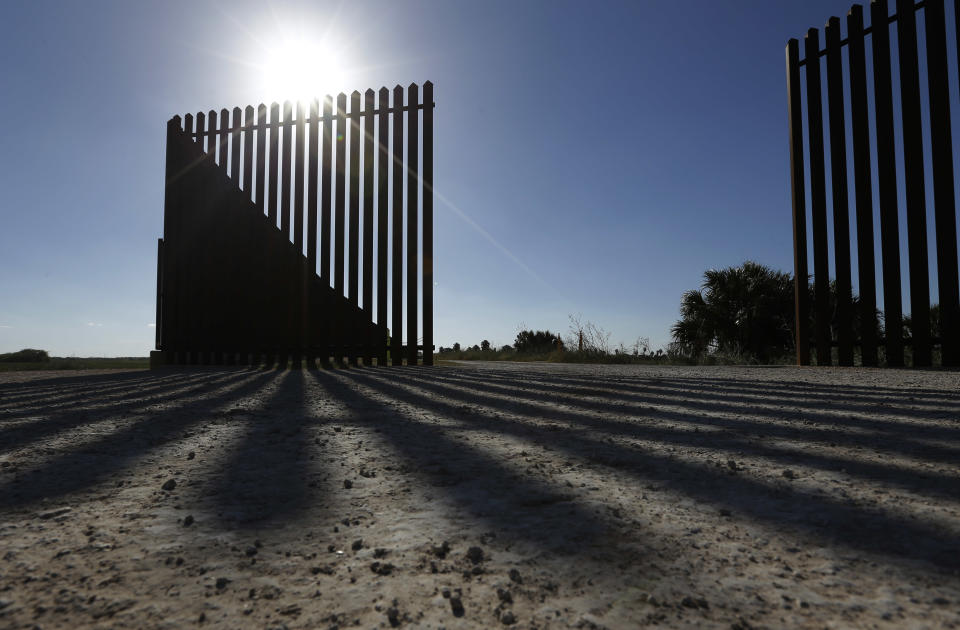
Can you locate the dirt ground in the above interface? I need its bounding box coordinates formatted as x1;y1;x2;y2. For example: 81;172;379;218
0;362;958;629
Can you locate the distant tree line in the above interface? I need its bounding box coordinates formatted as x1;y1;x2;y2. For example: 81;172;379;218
0;349;50;363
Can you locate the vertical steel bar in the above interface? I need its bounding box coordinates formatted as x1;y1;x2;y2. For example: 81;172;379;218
422;81;434;366
218;108;229;173
208;110;218;165
308;99;320;273
805;29;833;366
162;117;183;355
871;0;904;366
377;87;390;364
293;101;306;365
321;96;333;285
230;107;241;185
406;83;420;366
194;112;205;151
896;0;931;366
256;104;266;213
392;85;404;365
295;102;306;254
335;93;347;297
268;103;280;227
786;39;810;366
363;89;375;322
847;4;879;366
926;0;960;366
243;105;254;197
825;18;855;366
349;91;362;313
281;101;293;242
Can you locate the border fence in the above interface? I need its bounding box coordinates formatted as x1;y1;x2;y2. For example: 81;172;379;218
787;0;960;367
153;82;434;367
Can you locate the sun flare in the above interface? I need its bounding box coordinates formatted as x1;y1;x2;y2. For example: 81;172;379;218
261;38;345;104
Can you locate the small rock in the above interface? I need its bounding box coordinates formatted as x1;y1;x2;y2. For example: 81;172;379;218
351;539;364;551
183;515;194;527
38;507;72;520
245;546;258;557
466;546;484;564
374;548;389;558
497;588;513;604
727;460;737;471
433;541;451;558
782;469;796;480
187;452;195;460
508;569;523;584
501;611;516;625
161;479;176;492
370;562;394;576
343;479;353;489
386;607;400;627
215;577;230;590
449;596;465;617
278;604;301;616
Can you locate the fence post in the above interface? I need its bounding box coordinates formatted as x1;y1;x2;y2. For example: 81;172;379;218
244;105;255;199
295;102;306;255
871;0;904;367
423;81;434;366
281;101;293;243
896;0;932;366
377;87;390;365
847;4;879;366
335;93;347;302
321;96;333;286
392;85;404;365
308;99;319;273
406;83;420;366
256;104;267;213
926;0;960;366
786;39;809;366
208;110;218;166
230;107;242;186
219;108;229;174
363;91;375;322
804;29;832;366
349;91;362;332
825;17;854;366
195;111;205;152
268;103;280;227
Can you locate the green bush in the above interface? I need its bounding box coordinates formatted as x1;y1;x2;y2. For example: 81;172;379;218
0;348;50;363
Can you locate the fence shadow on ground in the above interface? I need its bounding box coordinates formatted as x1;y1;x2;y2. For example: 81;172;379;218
0;365;957;578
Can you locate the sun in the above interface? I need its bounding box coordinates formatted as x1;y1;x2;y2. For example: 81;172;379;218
261;37;346;104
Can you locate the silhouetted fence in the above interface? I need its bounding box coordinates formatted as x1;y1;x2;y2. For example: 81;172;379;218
787;0;960;367
154;83;434;367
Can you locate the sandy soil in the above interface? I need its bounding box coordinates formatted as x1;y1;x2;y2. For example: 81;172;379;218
0;362;958;629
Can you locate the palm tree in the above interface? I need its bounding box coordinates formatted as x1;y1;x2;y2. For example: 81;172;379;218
671;261;795;363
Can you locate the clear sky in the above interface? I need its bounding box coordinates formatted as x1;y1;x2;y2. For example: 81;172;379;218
0;1;947;356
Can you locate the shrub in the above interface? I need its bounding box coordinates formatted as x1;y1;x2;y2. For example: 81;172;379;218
0;348;50;363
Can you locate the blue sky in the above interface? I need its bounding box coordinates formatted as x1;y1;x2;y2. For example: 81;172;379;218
1;1;952;356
